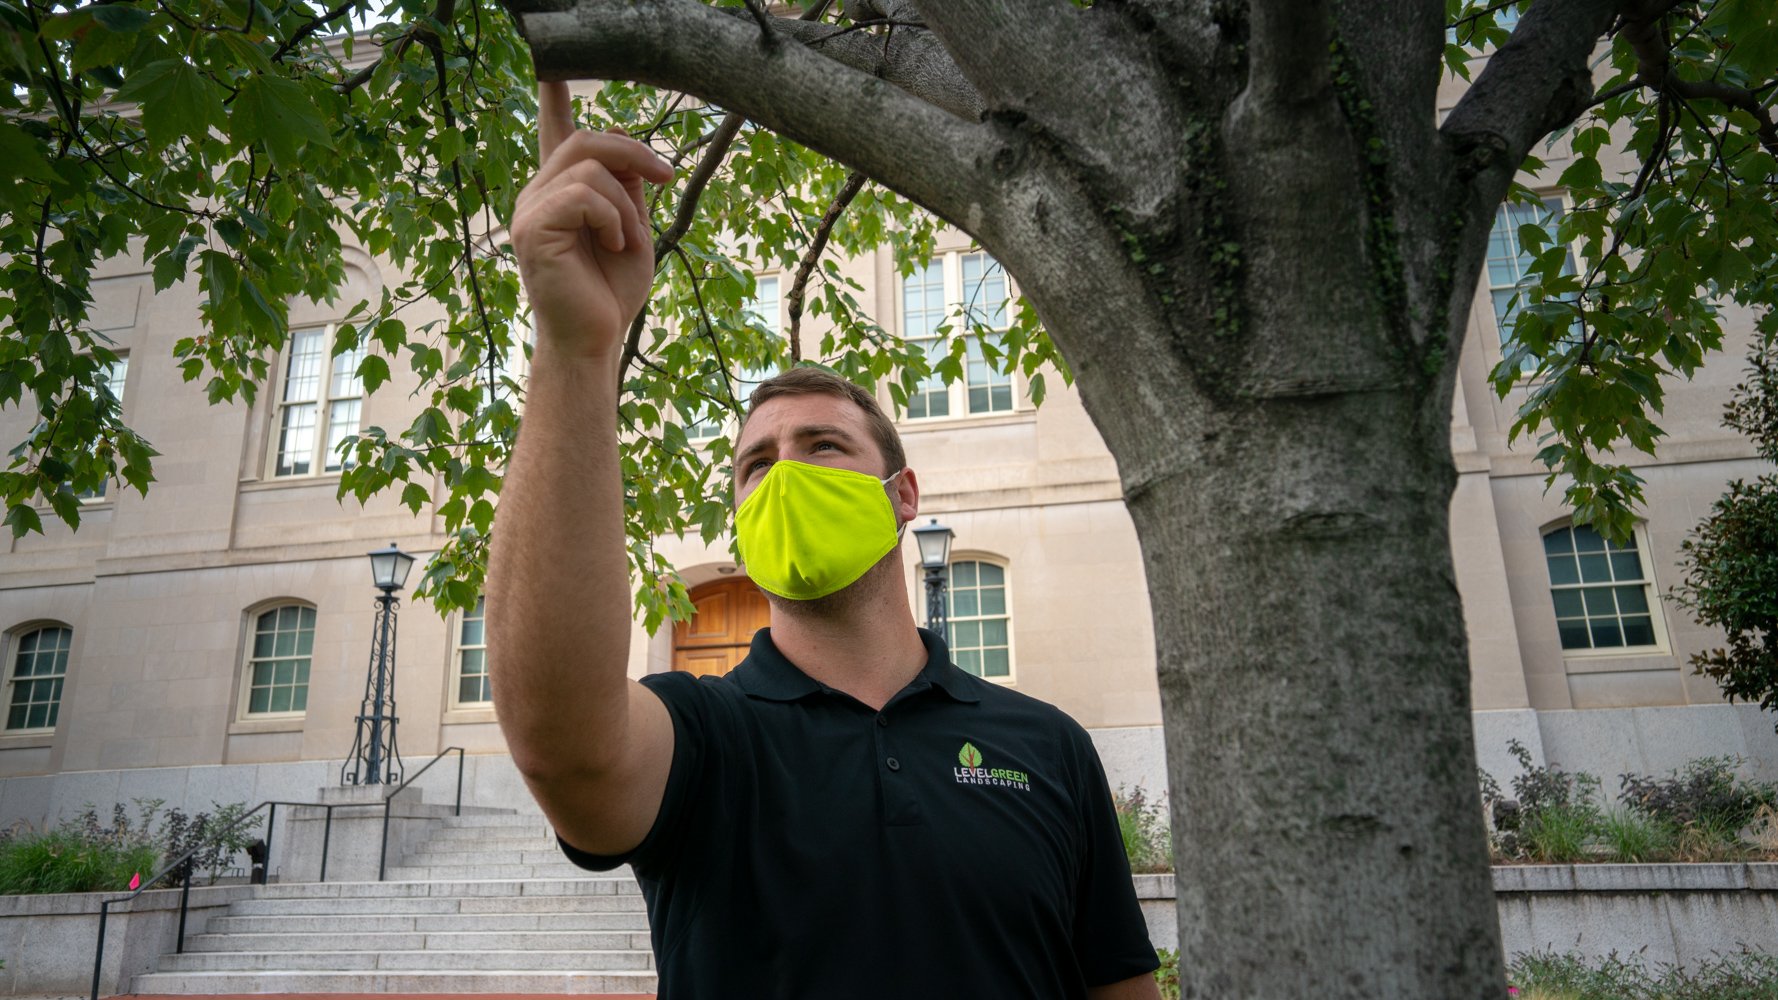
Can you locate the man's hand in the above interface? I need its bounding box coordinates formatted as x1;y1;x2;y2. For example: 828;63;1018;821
510;81;675;362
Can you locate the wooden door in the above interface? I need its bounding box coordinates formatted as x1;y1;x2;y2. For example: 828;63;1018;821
672;578;769;677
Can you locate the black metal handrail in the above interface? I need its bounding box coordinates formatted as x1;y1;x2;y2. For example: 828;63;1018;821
87;796;359;1000
378;746;465;880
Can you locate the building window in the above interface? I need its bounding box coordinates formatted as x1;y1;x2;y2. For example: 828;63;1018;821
690;275;782;442
900;251;1020;421
273;327;363;477
244;605;315;716
949;560;1012;680
6;625;70;732
1543;523;1661;651
1486;196;1576;367
456;597;490;706
78;355;129;501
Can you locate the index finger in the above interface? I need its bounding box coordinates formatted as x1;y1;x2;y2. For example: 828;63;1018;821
538;81;573;161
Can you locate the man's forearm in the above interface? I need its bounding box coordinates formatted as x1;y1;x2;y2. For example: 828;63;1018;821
487;339;635;779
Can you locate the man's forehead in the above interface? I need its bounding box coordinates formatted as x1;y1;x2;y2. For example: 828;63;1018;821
737;394;870;450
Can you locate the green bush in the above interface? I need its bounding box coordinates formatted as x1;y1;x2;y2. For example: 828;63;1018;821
1112;785;1173;874
1508;949;1778;1000
1595;808;1673;864
1618;756;1776;834
0;827;160;895
1152;947;1179;999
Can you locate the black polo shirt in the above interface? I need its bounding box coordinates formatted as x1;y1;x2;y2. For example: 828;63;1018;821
560;627;1158;999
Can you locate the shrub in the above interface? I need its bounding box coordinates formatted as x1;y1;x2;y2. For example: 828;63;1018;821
1595;808;1672;864
0;825;160;895
1617;756;1776;834
1485;741;1602;861
1152;947;1179;999
1508;949;1778;1000
1112;785;1173;874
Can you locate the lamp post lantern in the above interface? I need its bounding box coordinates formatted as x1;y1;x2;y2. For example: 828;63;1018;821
912;518;955;646
343;542;415;786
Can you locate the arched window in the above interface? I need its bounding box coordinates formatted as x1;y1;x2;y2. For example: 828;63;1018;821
948;560;1013;680
1541;523;1661;651
243;605;315;716
455;597;491;706
6;625;71;732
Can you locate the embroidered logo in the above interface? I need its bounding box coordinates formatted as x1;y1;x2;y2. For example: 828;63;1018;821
953;741;1031;791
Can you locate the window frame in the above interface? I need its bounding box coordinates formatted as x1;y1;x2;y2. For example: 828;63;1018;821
1483;192;1580;377
77;353;130;503
897;250;1023;424
688;273;784;444
237;603;318;721
946;556;1016;684
4;623;73;735
449;597;492;710
1540;520;1671;659
266;325;365;480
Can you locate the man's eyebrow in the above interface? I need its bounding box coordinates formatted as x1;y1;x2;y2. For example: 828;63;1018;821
734;424;858;470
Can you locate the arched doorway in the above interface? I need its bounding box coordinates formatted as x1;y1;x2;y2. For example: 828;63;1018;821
672;577;769;677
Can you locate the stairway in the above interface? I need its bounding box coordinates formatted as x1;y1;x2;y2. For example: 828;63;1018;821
128;813;659;994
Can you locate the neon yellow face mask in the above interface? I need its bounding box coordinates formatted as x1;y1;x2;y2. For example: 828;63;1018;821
735;460;906;600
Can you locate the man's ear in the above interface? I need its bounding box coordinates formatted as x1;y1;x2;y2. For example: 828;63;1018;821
892;467;920;525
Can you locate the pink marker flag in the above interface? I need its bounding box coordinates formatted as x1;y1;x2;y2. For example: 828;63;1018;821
128;872;141;890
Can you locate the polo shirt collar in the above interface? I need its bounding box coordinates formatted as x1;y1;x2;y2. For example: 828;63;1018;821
733;626;982;704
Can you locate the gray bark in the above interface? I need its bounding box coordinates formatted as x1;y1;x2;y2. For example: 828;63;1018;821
497;0;1620;993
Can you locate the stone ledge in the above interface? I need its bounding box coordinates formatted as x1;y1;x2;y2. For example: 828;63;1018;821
0;883;254;917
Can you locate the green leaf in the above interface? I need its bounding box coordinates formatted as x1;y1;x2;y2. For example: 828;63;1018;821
3;503;42;539
358;354;392;394
400;482;430;514
0;121;54;183
90;6;154;32
233;74;334;167
113;59;223;149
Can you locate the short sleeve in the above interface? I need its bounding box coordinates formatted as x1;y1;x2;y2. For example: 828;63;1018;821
1066;723;1162;987
557;671;726;876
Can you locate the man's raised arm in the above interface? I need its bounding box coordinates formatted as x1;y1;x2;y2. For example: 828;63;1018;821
486;82;678;857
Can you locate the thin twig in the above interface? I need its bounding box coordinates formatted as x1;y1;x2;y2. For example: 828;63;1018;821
785;171;867;365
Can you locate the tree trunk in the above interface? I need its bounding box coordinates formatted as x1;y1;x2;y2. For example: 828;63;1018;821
1118;382;1504;997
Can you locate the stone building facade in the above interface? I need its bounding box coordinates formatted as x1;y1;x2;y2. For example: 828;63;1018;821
2;70;1776;826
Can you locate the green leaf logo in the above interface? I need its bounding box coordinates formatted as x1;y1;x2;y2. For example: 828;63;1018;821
959;742;983;768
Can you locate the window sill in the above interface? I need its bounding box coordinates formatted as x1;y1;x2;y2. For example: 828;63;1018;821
239;475;345;493
0;732;55;750
228;717;307;735
898;410;1037;434
442;706;497;724
1563;652;1674;674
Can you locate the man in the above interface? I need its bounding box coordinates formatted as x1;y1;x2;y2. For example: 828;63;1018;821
488;80;1162;999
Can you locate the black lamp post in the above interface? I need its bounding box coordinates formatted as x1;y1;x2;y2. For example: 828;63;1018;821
912;518;955;646
342;542;415;786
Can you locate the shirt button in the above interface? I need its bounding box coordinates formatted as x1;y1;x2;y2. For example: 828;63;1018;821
876;715;889;727
886;756;901;771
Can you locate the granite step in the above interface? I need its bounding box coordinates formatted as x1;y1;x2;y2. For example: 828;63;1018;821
159;948;655;973
128;970;660;994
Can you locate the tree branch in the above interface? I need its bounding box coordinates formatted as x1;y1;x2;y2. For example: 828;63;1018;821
1440;0;1621;172
772;17;983;119
786;170;867;365
501;0;1000;236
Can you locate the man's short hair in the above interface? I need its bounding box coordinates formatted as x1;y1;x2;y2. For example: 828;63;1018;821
740;367;907;476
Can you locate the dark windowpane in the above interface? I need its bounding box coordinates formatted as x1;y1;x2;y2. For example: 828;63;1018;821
984;648;1010;677
299;607;316;627
1551;590;1585;617
274;631;296;657
249;687;271;713
269;687;292;713
983;619;1008;646
296;629;314;656
253;662;274;687
979;564;1004;584
43;700;58;728
26;703;47;729
952;562;977;587
273;660;294;687
7;704;25;729
292;687;307;712
1558;621;1592;649
1609;551;1643;580
991;384;1012;411
1547;556;1580;586
958;649;982;675
460;677;483;704
952;588;979;617
1622;617;1655;646
296;661;309;683
954;620;981;648
1590;619;1624;648
254;632;275;658
1583;588;1617;616
258;610;279;631
1615;585;1649;614
278;606;298;629
1572;526;1606;553
1578;554;1611;583
18;631;37;655
969;386;989;413
981;588;1007;616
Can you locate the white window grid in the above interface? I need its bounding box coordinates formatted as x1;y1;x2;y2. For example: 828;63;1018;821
6;625;70;732
1486;195;1577;371
690;276;783;442
948;560;1013;681
1542;523;1666;654
900;250;1019;422
242;605;315;717
79;354;129;502
273;326;363;477
455;597;490;706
